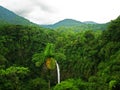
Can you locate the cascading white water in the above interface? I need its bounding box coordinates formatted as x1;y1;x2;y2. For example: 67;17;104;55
55;61;60;84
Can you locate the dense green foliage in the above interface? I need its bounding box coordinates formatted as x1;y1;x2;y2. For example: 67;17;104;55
0;16;120;90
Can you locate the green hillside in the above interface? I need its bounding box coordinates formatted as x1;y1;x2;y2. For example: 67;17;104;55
52;19;83;27
0;6;35;25
42;19;108;32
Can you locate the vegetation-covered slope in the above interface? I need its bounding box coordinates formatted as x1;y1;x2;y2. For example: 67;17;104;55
41;19;108;33
0;15;120;90
0;6;35;25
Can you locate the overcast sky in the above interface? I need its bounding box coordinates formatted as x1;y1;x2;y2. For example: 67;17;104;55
0;0;120;24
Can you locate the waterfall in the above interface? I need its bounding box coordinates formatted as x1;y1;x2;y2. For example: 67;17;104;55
55;60;60;84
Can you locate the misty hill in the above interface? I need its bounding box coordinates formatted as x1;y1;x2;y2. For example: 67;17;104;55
42;19;82;28
53;19;83;27
83;21;98;24
0;6;34;25
41;19;108;32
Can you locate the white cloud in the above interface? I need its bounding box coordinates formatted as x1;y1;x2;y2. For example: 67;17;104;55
0;0;120;24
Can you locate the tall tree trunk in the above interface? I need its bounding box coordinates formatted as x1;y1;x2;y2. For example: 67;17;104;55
48;80;50;90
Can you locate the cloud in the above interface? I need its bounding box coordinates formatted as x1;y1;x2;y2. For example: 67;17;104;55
1;0;56;16
13;0;55;16
30;0;55;13
15;8;33;17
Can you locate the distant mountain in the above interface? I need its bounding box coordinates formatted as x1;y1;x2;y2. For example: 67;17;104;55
0;6;35;25
41;19;83;28
53;19;83;26
83;21;98;24
41;19;108;31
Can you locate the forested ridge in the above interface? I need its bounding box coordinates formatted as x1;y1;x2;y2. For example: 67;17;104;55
0;16;120;90
41;19;108;32
0;6;35;25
